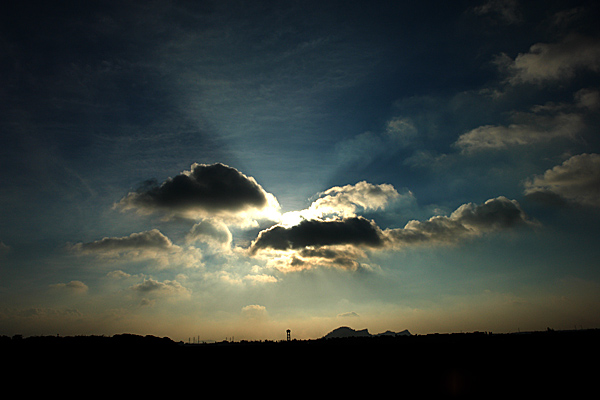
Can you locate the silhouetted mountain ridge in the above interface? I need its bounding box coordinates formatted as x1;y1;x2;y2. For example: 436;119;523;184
323;326;411;339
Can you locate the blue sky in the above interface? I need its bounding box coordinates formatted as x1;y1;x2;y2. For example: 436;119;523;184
1;0;599;341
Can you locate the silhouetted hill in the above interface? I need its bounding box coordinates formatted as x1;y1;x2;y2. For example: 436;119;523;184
375;329;410;337
323;326;411;338
323;326;371;338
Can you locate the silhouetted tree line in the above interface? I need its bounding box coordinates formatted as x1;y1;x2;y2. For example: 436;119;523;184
2;328;598;366
2;328;598;349
2;329;597;396
1;333;176;348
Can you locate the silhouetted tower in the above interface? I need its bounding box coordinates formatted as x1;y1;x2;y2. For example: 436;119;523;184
286;329;291;341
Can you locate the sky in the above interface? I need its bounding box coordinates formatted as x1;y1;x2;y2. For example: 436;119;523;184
1;0;600;341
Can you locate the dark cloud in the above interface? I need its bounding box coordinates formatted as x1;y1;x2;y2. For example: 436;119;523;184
266;245;370;272
116;163;278;220
298;247;364;270
338;311;360;318
250;217;385;254
451;196;532;230
385;196;532;246
130;278;190;298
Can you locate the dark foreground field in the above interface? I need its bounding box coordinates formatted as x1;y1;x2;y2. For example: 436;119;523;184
3;329;598;397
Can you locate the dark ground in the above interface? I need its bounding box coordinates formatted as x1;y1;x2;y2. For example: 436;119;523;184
3;329;598;397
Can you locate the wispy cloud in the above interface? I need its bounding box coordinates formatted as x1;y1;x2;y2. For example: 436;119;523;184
337;311;360;318
243;274;278;284
454;89;597;152
70;229;176;255
0;241;10;256
454;112;584;152
335;117;419;169
49;280;89;294
472;0;523;25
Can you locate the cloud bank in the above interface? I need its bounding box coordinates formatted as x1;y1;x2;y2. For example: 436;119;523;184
250;181;532;271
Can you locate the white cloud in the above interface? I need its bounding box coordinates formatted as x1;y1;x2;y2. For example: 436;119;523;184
69;229;203;270
186;218;232;249
241;304;268;320
207;270;243;286
496;34;600;85
524;153;600;207
106;270;132;279
456;87;598;153
310;181;402;217
455;112;584;152
243;274;278;284
281;181;406;224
